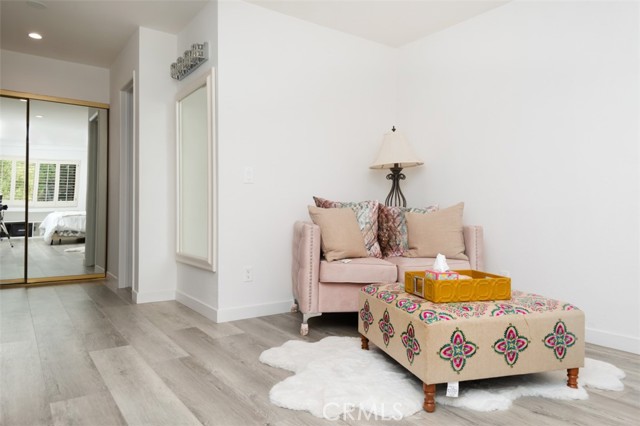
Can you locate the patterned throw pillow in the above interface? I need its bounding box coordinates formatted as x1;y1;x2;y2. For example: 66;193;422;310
378;205;439;257
313;196;382;258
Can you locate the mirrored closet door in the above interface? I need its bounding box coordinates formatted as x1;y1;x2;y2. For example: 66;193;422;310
0;94;108;285
0;97;27;284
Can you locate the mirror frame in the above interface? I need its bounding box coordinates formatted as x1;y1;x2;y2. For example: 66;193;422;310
175;68;216;271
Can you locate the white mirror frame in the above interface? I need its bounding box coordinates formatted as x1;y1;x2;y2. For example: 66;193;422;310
175;68;216;271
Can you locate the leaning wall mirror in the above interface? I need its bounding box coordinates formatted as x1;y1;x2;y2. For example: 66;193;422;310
176;68;216;271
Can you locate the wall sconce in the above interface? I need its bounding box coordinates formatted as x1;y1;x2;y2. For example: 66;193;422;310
170;42;209;81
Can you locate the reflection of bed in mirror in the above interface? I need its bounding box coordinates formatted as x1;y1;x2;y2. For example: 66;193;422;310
39;211;86;245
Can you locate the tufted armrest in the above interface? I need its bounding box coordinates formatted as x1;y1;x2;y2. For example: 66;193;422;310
463;225;484;271
292;221;321;314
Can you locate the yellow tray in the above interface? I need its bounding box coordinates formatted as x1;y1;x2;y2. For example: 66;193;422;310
405;270;511;303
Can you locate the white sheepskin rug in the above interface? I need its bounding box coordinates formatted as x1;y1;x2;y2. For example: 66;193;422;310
259;336;625;420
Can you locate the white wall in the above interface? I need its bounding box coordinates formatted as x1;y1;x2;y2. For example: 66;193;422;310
108;27;179;302
174;0;220;321
135;27;179;302
215;0;397;321
0;50;109;104
397;0;639;353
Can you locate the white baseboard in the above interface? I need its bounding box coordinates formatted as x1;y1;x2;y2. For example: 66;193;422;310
132;288;176;304
174;291;294;324
586;327;640;355
216;299;294;323
175;290;218;323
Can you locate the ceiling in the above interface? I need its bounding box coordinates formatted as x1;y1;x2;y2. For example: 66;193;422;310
0;0;510;69
0;0;209;68
248;0;510;47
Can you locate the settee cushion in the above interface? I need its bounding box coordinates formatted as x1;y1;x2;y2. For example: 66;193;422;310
378;204;439;257
405;202;468;260
308;206;368;261
313;196;382;259
386;256;471;282
319;257;397;284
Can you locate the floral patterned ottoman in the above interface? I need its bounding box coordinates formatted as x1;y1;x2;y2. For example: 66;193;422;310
358;283;585;413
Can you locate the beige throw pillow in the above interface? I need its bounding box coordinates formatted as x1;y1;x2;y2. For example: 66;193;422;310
308;206;368;262
404;202;468;260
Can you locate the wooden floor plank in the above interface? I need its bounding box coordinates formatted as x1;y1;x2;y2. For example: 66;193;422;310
0;340;51;426
0;287;30;315
56;286;128;352
136;300;245;340
152;356;268;426
81;283;131;308
49;391;127;426
101;305;189;364
167;327;330;426
90;345;202;426
27;286;108;403
0;288;36;343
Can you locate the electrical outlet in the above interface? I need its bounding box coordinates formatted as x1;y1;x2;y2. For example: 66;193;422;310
243;266;253;282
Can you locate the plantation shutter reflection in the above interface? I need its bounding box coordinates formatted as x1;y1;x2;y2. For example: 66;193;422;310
37;163;56;202
14;161;26;200
0;158;77;206
58;163;77;202
0;160;12;198
14;161;35;201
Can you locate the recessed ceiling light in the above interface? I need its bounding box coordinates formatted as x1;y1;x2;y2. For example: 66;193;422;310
29;32;43;40
35;115;43;118
20;99;27;102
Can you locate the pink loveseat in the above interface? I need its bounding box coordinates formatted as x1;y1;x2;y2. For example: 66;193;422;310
291;221;484;335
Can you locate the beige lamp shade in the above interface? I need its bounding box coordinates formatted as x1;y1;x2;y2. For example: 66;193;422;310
370;128;423;169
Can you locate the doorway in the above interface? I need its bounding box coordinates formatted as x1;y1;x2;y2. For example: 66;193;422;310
0;92;108;285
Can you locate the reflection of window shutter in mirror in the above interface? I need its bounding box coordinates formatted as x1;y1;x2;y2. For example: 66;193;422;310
0;159;12;199
14;161;27;200
37;163;56;202
57;164;77;202
28;163;35;201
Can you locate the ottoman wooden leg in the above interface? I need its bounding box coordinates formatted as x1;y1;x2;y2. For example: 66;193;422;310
423;383;436;413
360;334;369;350
567;368;579;389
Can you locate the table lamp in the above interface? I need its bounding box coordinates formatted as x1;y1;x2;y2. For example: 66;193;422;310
370;126;423;207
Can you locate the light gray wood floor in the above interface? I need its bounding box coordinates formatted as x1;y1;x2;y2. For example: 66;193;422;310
0;238;99;281
1;282;638;425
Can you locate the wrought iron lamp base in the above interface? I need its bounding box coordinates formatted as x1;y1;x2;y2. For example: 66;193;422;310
385;164;407;207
